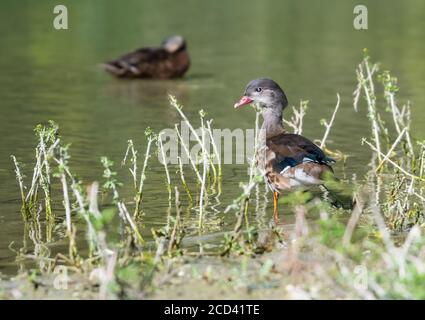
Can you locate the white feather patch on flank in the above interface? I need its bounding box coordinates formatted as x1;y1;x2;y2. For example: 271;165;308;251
281;168;323;188
302;157;315;163
289;179;303;187
280;166;291;174
293;168;322;185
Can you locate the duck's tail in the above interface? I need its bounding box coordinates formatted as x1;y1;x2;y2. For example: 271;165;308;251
101;62;126;77
320;172;355;210
321;185;355;210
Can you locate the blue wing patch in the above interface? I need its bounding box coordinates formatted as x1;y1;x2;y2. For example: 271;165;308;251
277;154;335;173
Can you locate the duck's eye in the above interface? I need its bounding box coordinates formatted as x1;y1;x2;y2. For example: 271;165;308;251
255;87;262;92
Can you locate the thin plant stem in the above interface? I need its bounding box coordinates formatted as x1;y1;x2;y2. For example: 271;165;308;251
363;139;424;181
206;119;222;178
175;125;202;182
198;117;209;230
11;155;29;219
59;166;72;234
158;133;172;201
134;136;154;218
177;156;192;202
320;93;340;149
375;127;407;172
357;61;382;162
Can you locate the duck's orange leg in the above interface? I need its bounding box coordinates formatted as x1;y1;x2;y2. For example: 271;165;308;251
273;191;280;223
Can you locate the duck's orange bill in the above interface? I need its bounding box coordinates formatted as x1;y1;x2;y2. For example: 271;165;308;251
234;96;253;108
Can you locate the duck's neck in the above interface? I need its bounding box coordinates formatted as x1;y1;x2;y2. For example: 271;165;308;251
261;106;285;138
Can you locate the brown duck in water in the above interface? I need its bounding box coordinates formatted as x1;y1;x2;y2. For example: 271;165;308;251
103;35;190;79
234;78;336;223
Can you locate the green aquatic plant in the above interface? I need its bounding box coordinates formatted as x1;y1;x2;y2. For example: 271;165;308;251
133;128;156;219
355;52;425;230
11;121;60;221
157;133;172;202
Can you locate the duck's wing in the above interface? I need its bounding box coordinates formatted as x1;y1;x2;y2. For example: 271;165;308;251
104;47;169;76
266;133;335;174
118;47;168;64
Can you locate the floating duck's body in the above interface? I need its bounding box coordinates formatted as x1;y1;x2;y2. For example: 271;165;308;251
235;78;335;222
103;35;190;79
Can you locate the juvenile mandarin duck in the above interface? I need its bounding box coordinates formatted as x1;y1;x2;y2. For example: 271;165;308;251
234;78;336;223
103;35;190;79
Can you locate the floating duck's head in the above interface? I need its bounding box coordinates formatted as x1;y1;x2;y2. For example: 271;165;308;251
162;35;186;53
234;78;288;110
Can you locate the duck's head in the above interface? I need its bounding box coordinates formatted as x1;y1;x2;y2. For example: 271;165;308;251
234;78;288;110
162;35;186;53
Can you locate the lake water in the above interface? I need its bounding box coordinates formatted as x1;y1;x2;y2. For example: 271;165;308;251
0;0;424;275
